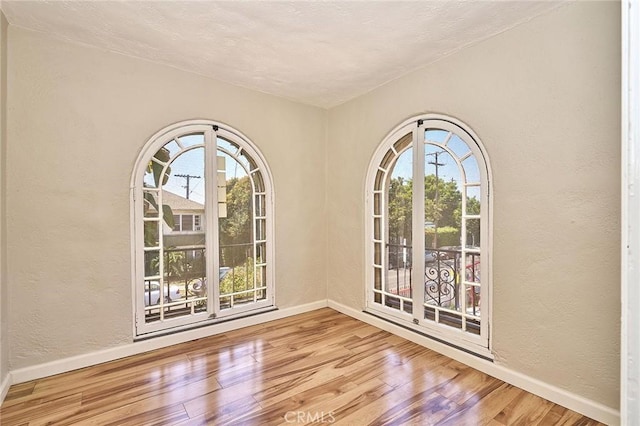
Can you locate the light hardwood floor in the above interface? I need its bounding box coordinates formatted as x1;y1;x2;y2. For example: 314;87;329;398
0;308;604;425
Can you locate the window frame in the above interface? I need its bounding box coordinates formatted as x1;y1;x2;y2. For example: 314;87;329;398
130;119;276;338
364;114;493;358
171;214;203;233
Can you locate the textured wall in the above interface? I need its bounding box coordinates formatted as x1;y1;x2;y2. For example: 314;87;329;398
3;0;622;412
0;10;8;390
7;27;327;369
327;1;620;409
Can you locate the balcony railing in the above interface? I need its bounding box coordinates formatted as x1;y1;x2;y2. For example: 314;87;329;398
385;243;481;318
143;242;260;322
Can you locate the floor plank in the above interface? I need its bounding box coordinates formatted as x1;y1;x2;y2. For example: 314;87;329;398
0;308;606;425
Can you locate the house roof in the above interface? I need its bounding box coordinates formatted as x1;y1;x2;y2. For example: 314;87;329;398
161;191;204;212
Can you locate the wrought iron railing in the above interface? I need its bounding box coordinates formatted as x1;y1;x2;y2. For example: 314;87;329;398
143;242;258;321
384;243;481;317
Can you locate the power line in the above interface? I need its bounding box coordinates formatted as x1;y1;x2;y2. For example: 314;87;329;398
175;174;201;199
426;150;447;249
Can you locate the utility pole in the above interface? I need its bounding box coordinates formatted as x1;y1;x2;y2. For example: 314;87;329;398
175;174;201;199
426;151;446;249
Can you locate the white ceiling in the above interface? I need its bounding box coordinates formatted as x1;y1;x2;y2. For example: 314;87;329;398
1;1;565;108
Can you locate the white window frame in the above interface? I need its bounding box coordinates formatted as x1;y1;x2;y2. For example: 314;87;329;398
171;214;202;233
365;114;493;358
130;119;275;337
622;0;640;422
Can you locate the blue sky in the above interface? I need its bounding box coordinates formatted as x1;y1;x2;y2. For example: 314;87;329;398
391;130;480;187
144;135;250;205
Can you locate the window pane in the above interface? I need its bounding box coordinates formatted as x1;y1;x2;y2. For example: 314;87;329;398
380;148;394;170
143;172;157;189
144;221;159;247
385;295;401;311
256;242;266;264
388;149;413;249
178;133;205;148
238;151;258;173
446;134;471;159
466;218;481;247
256;219;266;241
466;285;481;317
164;148;205;203
425;258;457;310
145;146;171;189
387;147;412;304
188;249;207;290
256;265;267;288
182;215;193;232
425;129;449;144
217;137;239;155
255;194;266;218
393;132;412;153
466;186;481;216
253;170;265;193
462;155;480;183
219;153;254;308
157;145;206;321
374;268;382;291
425;145;461;250
163;139;181;157
465;253;481;284
143;190;160;218
439;311;463;330
374;242;381;265
466;318;481;335
144;251;159;277
374;169;384;191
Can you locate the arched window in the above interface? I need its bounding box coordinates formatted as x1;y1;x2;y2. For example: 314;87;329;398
131;120;274;336
366;115;492;355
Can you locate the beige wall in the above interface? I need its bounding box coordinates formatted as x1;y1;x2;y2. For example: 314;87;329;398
327;1;620;410
0;10;8;389
3;0;622;413
6;27;327;369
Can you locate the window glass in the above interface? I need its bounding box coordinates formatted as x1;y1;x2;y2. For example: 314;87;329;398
368;117;490;353
134;122;274;336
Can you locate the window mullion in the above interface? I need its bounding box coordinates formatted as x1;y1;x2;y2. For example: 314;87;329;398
479;176;490;341
412;125;425;322
205;128;220;318
157;165;169;320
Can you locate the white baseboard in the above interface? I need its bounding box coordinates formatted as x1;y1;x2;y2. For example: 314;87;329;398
10;300;328;386
0;372;10;404
327;300;620;426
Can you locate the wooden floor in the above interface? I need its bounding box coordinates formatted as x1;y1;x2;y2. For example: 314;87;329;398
1;308;604;425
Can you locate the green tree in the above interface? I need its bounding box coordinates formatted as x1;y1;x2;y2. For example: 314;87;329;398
220;257;254;295
453;196;481;247
388;175;476;249
219;176;252;267
150;250;186;284
424;175;461;228
388;176;413;244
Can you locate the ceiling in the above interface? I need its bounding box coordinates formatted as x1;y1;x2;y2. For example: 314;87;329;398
1;1;565;108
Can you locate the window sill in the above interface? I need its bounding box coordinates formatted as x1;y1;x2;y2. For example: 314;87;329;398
134;305;278;341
